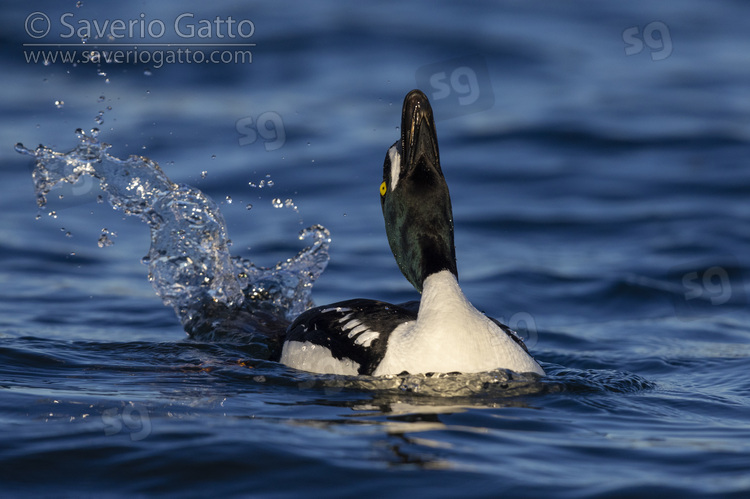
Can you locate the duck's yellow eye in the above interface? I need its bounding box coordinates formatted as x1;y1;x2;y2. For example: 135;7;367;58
379;181;387;196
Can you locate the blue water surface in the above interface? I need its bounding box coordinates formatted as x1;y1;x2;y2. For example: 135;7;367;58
2;1;750;497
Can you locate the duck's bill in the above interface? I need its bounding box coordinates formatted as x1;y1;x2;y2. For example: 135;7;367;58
401;89;440;174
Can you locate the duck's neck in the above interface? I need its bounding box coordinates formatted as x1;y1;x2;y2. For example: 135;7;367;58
416;269;475;329
384;193;457;293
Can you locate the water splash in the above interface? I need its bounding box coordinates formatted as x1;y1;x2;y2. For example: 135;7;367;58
15;131;330;344
97;228;116;247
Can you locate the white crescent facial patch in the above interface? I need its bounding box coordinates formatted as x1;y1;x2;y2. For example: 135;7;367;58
388;144;401;192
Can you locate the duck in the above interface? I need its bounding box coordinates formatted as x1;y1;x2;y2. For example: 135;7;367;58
279;89;544;377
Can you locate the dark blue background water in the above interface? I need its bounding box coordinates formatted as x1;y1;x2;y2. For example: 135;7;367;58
2;1;750;497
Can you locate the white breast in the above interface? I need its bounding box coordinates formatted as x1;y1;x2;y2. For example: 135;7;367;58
373;270;545;376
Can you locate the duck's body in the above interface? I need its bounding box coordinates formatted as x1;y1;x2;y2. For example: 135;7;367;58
280;270;542;375
375;270;542;375
279;90;544;377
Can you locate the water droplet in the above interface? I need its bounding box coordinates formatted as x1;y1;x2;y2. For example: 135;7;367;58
54;100;64;109
98;95;105;102
258;180;265;188
48;210;57;219
94;111;104;125
201;171;208;179
225;195;232;204
90;127;100;137
76;1;83;7
211;154;216;160
245;203;253;210
35;214;41;220
58;194;64;200
248;181;256;188
267;180;274;187
97;228;116;248
97;235;111;247
144;69;152;76
271;198;283;208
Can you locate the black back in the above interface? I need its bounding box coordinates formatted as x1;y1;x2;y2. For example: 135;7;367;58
283;298;417;375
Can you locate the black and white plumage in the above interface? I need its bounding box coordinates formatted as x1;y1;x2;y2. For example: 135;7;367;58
281;300;418;375
279;89;544;377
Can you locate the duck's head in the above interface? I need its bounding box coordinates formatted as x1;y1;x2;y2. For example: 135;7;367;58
380;89;457;293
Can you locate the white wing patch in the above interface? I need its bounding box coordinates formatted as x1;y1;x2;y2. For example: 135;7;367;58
280;341;360;376
354;331;379;348
338;315;381;349
319;306;351;315
347;323;369;337
388;145;401;191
